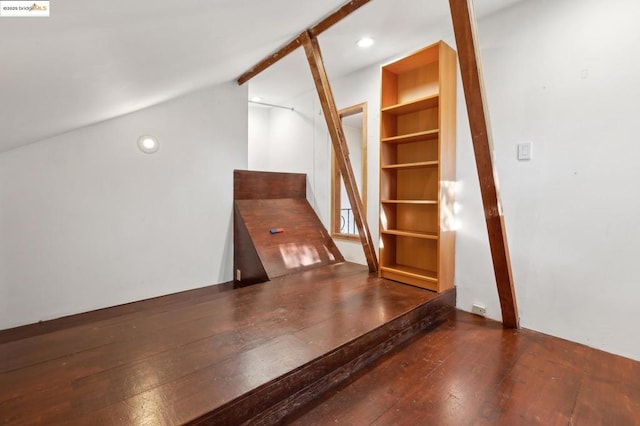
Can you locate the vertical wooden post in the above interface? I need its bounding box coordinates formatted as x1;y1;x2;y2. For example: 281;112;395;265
449;0;519;328
301;31;379;273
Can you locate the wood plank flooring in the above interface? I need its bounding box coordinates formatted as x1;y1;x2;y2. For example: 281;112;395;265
289;310;640;425
5;264;636;425
0;263;454;425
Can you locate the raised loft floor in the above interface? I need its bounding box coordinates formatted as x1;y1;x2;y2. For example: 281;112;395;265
0;263;454;424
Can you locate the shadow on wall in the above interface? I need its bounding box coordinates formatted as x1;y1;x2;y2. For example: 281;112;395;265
218;210;235;283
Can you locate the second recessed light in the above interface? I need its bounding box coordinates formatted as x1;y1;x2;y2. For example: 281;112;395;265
357;37;374;48
137;135;159;154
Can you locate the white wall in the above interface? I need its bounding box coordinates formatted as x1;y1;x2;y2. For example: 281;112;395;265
0;82;247;329
247;105;270;171
457;0;640;360
248;0;640;361
247;93;331;226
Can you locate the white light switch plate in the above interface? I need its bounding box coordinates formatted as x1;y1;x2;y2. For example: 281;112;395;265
518;142;532;161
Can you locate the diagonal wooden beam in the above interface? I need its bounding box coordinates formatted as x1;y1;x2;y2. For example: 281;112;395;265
237;0;372;85
237;36;304;86
308;0;372;36
300;30;378;273
449;0;519;328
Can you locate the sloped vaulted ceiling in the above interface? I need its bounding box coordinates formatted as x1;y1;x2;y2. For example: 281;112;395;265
0;0;522;153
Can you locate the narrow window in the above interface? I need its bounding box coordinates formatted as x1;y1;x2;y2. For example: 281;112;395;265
331;103;367;240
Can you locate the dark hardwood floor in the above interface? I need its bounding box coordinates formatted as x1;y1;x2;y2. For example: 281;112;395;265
0;263;453;425
289;310;640;425
3;264;638;425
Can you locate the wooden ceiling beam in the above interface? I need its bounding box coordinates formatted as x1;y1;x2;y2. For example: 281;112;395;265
308;0;372;36
301;30;379;273
237;36;304;86
237;0;372;85
449;0;519;328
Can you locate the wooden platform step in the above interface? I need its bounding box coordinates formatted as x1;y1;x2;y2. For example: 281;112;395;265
233;170;344;286
197;276;455;425
289;310;640;425
0;263;454;425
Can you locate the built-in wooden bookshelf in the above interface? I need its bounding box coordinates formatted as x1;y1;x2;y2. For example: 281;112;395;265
379;41;457;292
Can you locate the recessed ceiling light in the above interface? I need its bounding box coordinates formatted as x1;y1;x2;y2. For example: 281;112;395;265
357;37;374;48
250;96;262;103
137;135;159;154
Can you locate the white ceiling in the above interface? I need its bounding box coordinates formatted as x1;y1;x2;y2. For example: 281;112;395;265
0;0;523;153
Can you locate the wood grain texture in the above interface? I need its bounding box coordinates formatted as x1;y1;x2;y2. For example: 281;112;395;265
233;169;306;200
0;282;234;345
234;202;269;285
247;288;455;425
437;42;457;293
301;31;379;273
233;170;343;285
449;0;519;327
0;263;453;425
234;198;344;282
291;310;640;425
237;0;372;85
378;41;456;293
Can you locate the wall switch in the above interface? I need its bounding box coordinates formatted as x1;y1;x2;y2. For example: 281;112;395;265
236;269;241;281
517;142;532;161
471;304;486;317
